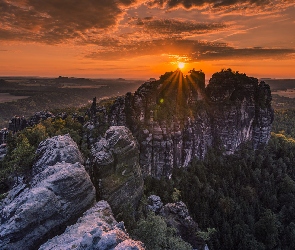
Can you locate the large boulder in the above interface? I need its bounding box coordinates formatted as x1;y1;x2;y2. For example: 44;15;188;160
32;134;84;175
39;200;144;250
0;134;95;250
90;126;144;216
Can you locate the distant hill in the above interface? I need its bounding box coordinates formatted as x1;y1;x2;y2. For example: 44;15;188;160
261;79;295;90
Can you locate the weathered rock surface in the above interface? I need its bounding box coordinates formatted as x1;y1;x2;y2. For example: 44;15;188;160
0;135;96;250
88;69;273;178
160;201;204;250
147;194;163;213
90;126;144;215
0;143;6;161
39;200;144;250
0;128;8;144
147;195;205;250
32;134;84;175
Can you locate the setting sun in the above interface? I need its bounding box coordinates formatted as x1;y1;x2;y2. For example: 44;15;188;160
178;62;185;69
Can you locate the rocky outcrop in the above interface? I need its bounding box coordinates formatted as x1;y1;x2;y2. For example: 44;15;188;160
88;69;273;178
0;135;96;250
39;200;144;250
0;143;6;161
206;72;273;154
160;201;204;250
6;111;84;134
147;195;206;250
147;194;163;213
8;115;27;133
90;126;144;216
32;134;84;175
0;128;8;144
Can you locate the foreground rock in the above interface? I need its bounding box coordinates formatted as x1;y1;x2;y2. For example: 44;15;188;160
0;135;95;250
90;126;144;216
40;200;144;250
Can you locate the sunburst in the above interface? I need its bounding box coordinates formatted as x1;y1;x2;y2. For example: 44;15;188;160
178;62;185;69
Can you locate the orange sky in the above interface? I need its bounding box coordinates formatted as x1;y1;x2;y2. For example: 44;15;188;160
0;0;294;80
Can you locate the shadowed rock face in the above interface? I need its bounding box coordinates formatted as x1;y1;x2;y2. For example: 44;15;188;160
0;135;96;250
90;126;144;216
39;200;144;250
147;195;206;250
88;69;273;178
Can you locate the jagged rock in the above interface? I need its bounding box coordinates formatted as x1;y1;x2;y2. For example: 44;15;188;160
28;111;55;126
0;161;96;250
0;134;95;250
147;195;163;213
206;71;273;154
0;143;6;161
88;69;273;178
39;200;144;250
8;115;27;133
159;201;205;250
0;128;8;144
32;134;84;175
90;126;144;216
146;195;206;249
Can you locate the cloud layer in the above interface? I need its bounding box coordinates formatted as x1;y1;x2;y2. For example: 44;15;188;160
1;0;294;62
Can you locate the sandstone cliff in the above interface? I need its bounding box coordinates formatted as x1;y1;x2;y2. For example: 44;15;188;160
0;135;96;249
89;126;144;217
88;69;273;178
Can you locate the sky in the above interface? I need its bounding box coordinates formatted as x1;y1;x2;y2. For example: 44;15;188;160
0;0;295;80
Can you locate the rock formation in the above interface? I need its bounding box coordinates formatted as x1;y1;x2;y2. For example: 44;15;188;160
90;126;144;216
0;135;96;250
32;134;84;175
0;143;6;161
147;195;206;250
88;69;273;178
39;200;144;250
0;128;8;145
8;115;27;133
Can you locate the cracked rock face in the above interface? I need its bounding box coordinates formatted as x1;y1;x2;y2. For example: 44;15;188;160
39;200;144;250
88;69;273;178
0;135;95;250
32;134;84;175
90;126;144;216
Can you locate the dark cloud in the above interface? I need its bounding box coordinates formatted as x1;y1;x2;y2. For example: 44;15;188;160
147;0;288;9
137;18;227;35
86;39;295;61
0;0;137;43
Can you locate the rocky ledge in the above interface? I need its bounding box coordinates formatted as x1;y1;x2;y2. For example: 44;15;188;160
39;200;144;250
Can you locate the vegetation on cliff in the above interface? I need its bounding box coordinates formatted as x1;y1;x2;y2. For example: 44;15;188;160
1;69;294;249
144;131;295;250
